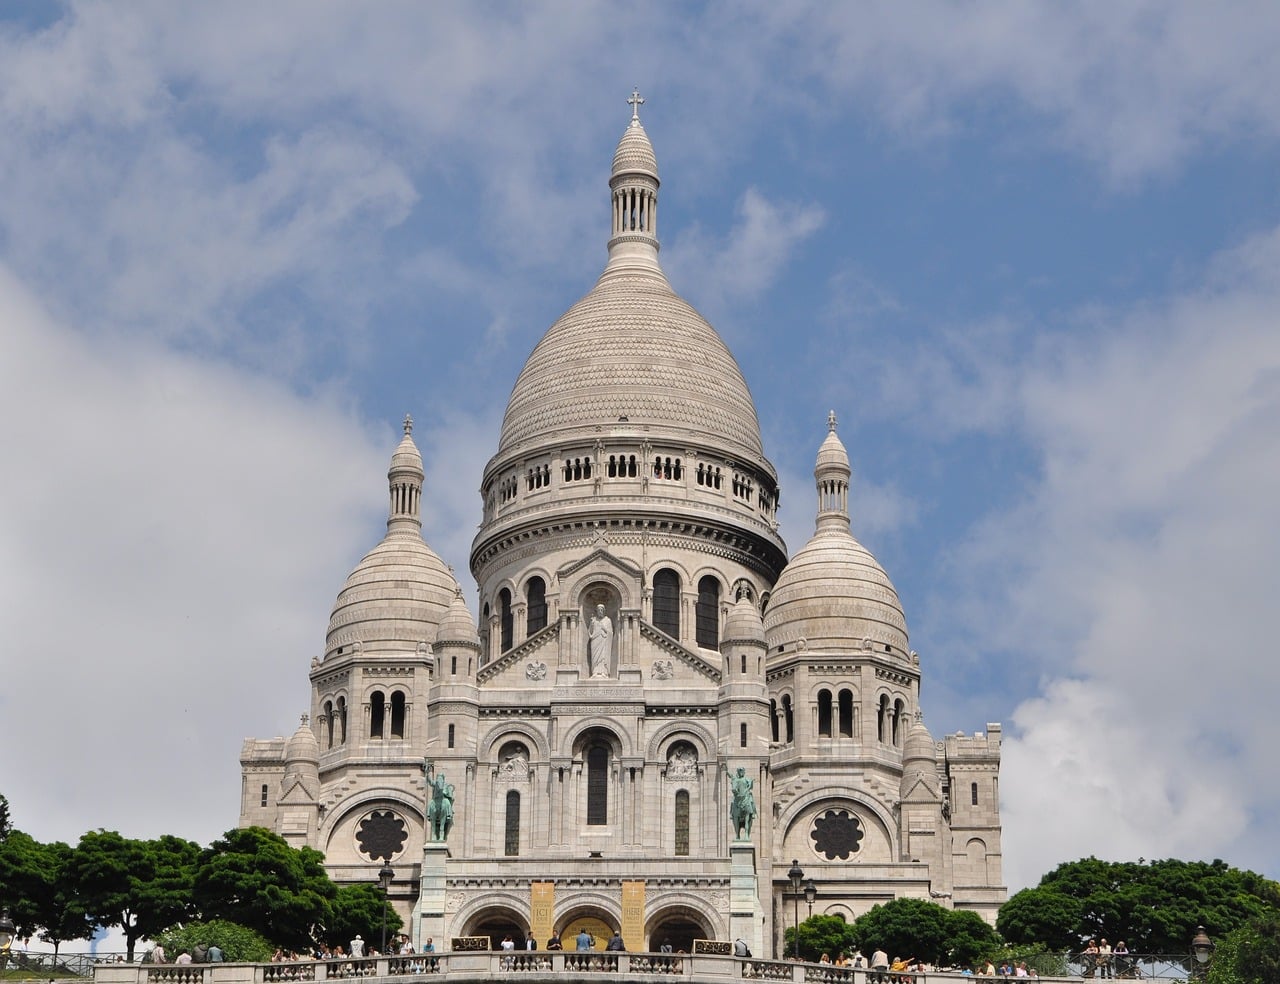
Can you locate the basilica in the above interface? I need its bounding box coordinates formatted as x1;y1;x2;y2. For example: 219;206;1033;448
238;97;1005;957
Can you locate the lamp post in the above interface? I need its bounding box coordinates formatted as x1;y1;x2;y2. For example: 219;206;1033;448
0;910;14;979
787;859;804;961
378;863;395;955
1190;926;1214;980
804;878;817;920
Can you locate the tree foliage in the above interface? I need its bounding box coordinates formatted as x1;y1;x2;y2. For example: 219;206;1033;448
1205;911;1280;984
70;830;201;961
0;832;94;954
998;857;1280;954
840;898;998;967
785;914;859;962
194;827;335;951
326;884;402;952
156;919;274;963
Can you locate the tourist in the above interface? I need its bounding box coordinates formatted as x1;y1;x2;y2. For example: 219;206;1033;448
606;931;626;952
1098;939;1113;979
834;952;849;967
871;948;889;982
1113;941;1130;978
546;931;562;951
174;951;192;965
350;935;365;959
526;932;537;950
575;929;594;951
500;933;515;970
1082;940;1100;979
207;945;224;963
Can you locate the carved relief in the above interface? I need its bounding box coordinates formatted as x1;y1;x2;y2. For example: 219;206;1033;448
652;658;674;680
526;660;547;681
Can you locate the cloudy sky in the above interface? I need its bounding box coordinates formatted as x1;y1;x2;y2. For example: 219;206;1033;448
2;1;1278;899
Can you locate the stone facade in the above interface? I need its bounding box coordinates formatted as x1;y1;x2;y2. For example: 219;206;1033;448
239;96;1005;957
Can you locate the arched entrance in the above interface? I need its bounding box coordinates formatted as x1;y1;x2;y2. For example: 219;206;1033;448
468;907;527;950
647;907;712;954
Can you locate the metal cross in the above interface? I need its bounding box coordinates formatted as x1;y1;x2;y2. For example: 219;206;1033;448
628;88;645;121
827;409;838;432
403;413;413;435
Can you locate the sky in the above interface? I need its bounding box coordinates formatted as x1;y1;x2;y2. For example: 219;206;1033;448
2;1;1279;903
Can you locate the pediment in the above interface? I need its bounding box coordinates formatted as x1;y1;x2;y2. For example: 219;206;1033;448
557;547;642;583
477;622;559;685
639;622;721;683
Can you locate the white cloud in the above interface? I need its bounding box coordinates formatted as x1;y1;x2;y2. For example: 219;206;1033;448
943;226;1280;886
0;266;387;844
666;188;825;317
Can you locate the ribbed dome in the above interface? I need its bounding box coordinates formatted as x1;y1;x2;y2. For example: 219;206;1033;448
390;415;423;474
612;118;658;178
904;717;936;763
285;715;319;764
437;589;481;646
765;416;908;654
764;527;909;653
498;267;766;460
325;530;459;656
723;594;766;645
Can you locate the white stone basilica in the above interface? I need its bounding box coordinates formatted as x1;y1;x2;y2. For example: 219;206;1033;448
239;96;1005;957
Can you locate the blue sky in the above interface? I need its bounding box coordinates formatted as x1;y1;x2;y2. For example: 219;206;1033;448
2;2;1278;897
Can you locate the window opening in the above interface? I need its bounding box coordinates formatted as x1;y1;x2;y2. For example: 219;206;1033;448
652;568;680;639
526;577;547;635
370;691;385;739
447;723;455;748
674;790;690;857
260;784;268;807
739;722;748;748
505;791;521;856
499;588;513;652
586;744;609;825
696;576;720;648
838;689;854;738
390;691;406;739
818;689;833;737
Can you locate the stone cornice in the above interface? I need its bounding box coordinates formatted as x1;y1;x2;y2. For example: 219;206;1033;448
639;622;721;682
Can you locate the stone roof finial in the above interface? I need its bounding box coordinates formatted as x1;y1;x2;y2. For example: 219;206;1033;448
628;87;645;124
827;409;838;432
403;413;413;436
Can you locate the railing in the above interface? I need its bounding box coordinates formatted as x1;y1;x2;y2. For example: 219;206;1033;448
93;952;1169;984
1066;954;1191;981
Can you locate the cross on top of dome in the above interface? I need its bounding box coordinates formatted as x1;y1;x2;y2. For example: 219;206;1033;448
628;88;645;123
403;413;413;436
828;409;838;432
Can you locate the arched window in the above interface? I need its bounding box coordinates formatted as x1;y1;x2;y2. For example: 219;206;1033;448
587;744;609;825
526;577;547;635
782;694;794;743
499;588;513;652
740;722;748;748
505;791;521;856
652;569;680;639
770;699;780;743
696;576;720;649
877;695;891;743
893;698;906;745
674;790;690;857
336;697;347;744
818;689;833;737
370;691;385;739
838;689;854;738
324;700;335;749
389;691;406;739
481;603;491;664
260;784;268;807
447;723;455;748
971;782;979;806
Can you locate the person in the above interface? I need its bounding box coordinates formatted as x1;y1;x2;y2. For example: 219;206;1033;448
174;951;192;965
659;942;673;954
150;944;167;965
350;935;365;958
500;934;515;970
525;933;537;951
835;952;849;967
605;932;625;952
207;945;224;963
191;943;208;963
546;931;562;951
1082;940;1100;979
872;948;889;982
1098;940;1113;979
423;937;437;972
575;929;594;951
728;766;757;839
1112;941;1131;979
588;604;613;677
819;953;832;964
734;939;752;958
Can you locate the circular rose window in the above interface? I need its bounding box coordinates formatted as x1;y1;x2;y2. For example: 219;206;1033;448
810;809;864;860
355;809;408;861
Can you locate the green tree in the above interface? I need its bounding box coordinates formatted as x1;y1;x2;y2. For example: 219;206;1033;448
1205;911;1280;984
326;884;402;952
156;919;274;963
852;898;951;965
0;832;94;953
0;794;11;842
999;858;1280;954
946;909;1000;967
71;830;201;961
784;914;858;962
194;827;335;951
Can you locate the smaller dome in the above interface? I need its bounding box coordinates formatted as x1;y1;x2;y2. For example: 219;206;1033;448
612;92;658;180
390;414;423;476
285;714;319;764
904;717;936;763
722;595;766;646
815;412;851;473
437;589;480;646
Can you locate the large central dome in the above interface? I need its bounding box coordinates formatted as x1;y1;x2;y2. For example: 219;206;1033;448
495;111;767;466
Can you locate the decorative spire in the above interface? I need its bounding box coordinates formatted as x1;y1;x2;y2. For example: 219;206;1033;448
387;416;424;532
814;412;852;531
403;413;413;436
608;90;660;266
628;88;645;123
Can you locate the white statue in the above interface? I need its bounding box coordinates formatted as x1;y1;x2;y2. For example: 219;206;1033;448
588;604;613;678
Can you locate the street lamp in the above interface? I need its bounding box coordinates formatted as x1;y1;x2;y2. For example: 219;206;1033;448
1190;926;1214;979
0;910;14;979
803;878;817;920
378;863;395;955
787;859;805;961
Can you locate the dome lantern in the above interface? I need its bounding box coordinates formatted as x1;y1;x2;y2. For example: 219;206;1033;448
607;89;661;270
